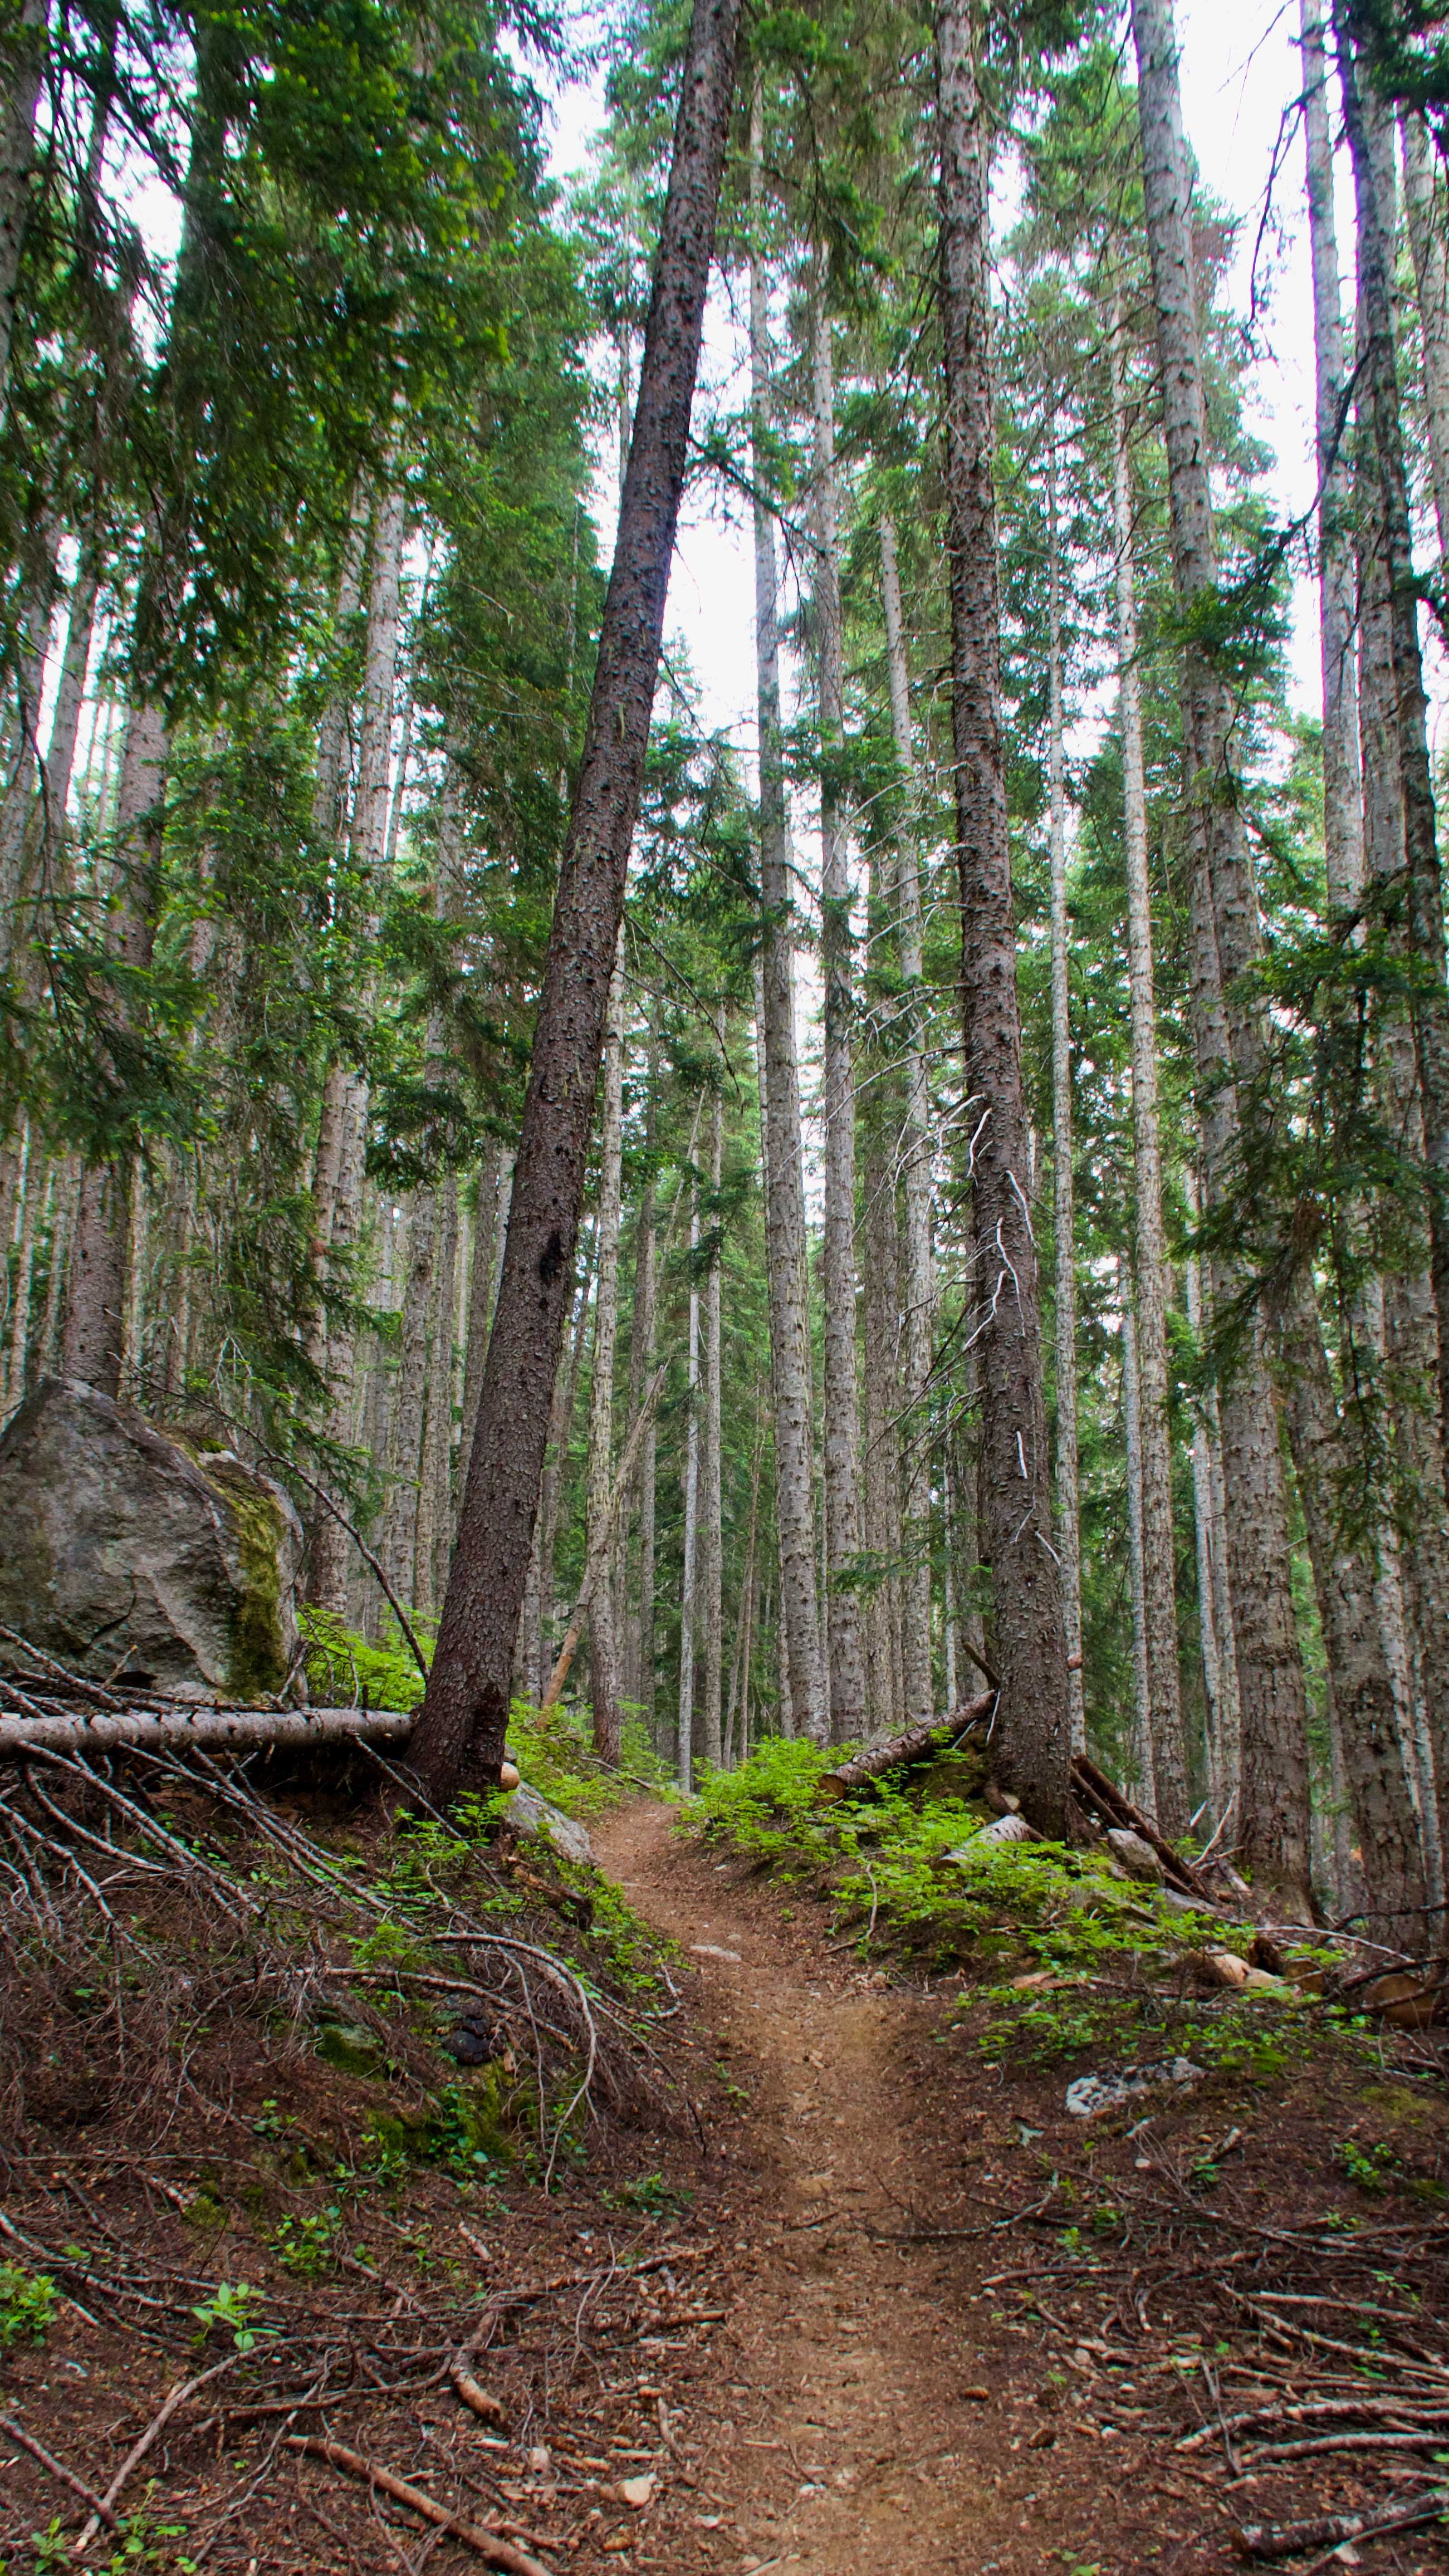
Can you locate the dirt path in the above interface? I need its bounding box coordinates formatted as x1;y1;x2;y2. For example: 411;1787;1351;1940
593;1798;1050;2576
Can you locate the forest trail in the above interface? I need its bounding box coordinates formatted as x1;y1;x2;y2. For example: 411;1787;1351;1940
593;1798;1041;2576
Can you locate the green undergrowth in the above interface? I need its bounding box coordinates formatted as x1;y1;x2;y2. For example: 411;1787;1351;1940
697;1737;1276;1980
301;1612;671;1819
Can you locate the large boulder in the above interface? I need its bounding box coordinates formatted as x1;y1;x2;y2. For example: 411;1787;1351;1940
0;1376;302;1700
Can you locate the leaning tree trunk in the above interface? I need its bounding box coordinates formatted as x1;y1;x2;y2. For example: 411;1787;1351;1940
747;87;828;1744
1108;289;1188;1828
1337;8;1449;1477
1131;0;1313;1908
935;0;1070;1834
586;938;626;1765
811;287;868;1738
407;0;745;1802
879;511;935;1725
1046;442;1086;1760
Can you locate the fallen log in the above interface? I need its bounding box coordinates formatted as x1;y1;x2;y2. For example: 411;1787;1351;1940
816;1693;995;1802
1069;1750;1215;1902
0;1702;417;1759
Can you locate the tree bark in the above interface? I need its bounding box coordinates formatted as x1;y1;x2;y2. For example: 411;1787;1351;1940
1131;0;1313;1906
1301;0;1366;911
1121;1266;1159;1819
459;1139;506;1484
1184;1170;1239;1807
1108;289;1188;1826
1046;441;1086;1760
0;0;45;415
678;1167;701;1791
415;1171;459;1616
811;287;868;1738
587;937;625;1764
409;0;744;1798
879;511;934;1725
1337;9;1449;1473
935;0;1070;1834
748;88;828;1744
1400;107;1449;565
700;1075;724;1767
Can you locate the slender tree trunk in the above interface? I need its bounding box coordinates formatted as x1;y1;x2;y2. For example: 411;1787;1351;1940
38;1155;75;1373
752;963;796;1740
700;1076;724;1767
1400;107;1449;565
936;0;1069;1832
410;0;744;1798
1184;1184;1236;1805
1046;444;1086;1760
1109;288;1188;1825
678;1169;701;1791
860;1084;904;1737
535;1233;595;1697
1337;10;1449;1473
60;701;167;1395
0;0;45;415
879;511;934;1723
1302;0;1366;912
1121;1268;1158;1819
1132;0;1313;1906
627;1078;658;1734
748;91;827;1744
587;938;625;1764
811;287;868;1737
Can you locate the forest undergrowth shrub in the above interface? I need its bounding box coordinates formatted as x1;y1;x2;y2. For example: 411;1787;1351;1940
696;1735;1258;1990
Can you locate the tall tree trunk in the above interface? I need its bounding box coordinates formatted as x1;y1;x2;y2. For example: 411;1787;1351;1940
811;287;867;1738
60;701;168;1395
384;1183;440;1606
860;1078;904;1737
1131;0;1313;1906
1400;107;1449;564
747;87;827;1744
415;1171;459;1615
535;1232;595;1698
700;1076;724;1767
1108;288;1188;1825
587;938;625;1764
935;0;1069;1831
678;1167;701;1791
752;961;795;1740
1337;8;1449;1472
0;0;45;415
410;0;744;1798
1184;1176;1238;1807
626;1069;659;1734
879;511;934;1724
1046;442;1086;1760
1302;0;1366;912
1121;1266;1158;1818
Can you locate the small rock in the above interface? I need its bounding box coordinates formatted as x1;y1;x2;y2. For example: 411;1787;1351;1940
617;2474;657;2509
1205;1949;1251;1989
690;1942;742;1963
502;1782;594;1867
1066;2057;1203;2119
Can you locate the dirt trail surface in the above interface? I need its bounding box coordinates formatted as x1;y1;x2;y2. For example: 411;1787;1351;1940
595;1796;1103;2576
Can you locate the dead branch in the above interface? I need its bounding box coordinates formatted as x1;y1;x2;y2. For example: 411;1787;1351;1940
0;2407;118;2524
0;1703;415;1758
816;1693;995;1800
287;2436;554;2576
1231;2485;1449;2559
74;2354;242;2555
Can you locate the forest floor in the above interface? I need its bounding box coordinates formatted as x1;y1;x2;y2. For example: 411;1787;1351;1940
5;1774;1449;2575
589;1796;1449;2576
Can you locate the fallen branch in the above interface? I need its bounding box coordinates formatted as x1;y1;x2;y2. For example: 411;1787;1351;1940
1069;1750;1216;1900
75;2354;241;2556
0;2408;118;2525
0;1703;415;1759
287;2435;554;2576
1231;2485;1449;2560
816;1693;995;1801
451;2364;507;2426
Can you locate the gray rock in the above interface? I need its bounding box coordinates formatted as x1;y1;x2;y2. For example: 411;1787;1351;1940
1105;1827;1164;1884
1065;2056;1203;2119
502;1779;594;1867
0;1376;301;1699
